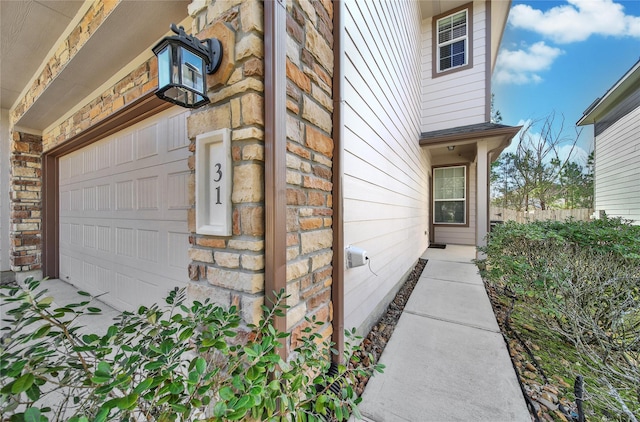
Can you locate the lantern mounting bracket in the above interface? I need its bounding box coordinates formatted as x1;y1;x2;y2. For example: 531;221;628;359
166;24;222;74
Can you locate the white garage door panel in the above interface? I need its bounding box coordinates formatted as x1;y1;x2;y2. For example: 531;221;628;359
61;161;190;221
59;108;191;311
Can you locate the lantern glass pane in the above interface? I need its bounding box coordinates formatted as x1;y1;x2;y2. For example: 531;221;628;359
157;46;171;88
162;86;206;108
181;48;205;94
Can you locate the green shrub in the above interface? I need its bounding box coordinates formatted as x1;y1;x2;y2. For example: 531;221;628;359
0;279;383;421
478;217;640;420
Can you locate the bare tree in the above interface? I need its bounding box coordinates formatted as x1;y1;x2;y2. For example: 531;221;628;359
492;112;585;210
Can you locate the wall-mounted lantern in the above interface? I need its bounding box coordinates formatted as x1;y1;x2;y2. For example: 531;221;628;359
152;24;223;108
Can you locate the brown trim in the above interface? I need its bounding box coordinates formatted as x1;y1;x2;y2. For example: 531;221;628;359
432;163;470;227
428;172;434;244
331;0;345;364
41;92;173;278
485;0;492;122
264;0;288;358
42;155;59;278
431;2;474;79
45;93;171;156
420;125;521;146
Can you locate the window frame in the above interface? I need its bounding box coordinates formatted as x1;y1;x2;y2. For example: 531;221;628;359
432;3;474;78
433;164;469;226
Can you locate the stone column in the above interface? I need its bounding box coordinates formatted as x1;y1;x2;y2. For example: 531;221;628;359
9;131;43;281
284;0;335;347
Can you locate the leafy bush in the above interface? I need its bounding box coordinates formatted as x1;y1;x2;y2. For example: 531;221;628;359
0;279;383;421
479;217;640;420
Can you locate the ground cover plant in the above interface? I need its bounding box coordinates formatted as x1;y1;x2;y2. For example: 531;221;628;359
479;217;640;421
0;281;383;421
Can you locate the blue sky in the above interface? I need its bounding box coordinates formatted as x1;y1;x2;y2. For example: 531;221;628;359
492;0;640;163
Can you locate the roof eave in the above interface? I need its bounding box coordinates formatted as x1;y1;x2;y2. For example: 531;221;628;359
577;59;640;126
419;125;522;147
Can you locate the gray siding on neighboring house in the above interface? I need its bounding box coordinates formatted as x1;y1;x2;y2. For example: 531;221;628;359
594;104;640;223
420;1;488;132
595;89;640;137
342;0;430;333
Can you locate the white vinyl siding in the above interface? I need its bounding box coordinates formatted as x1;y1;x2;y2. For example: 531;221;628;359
59;108;191;310
343;0;429;334
421;1;487;132
594;106;640;223
434;162;476;245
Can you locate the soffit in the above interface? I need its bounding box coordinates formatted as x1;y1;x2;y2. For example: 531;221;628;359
418;0;468;19
0;1;84;110
3;0;188;131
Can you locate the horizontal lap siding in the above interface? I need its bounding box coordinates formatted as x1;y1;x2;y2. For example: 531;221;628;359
421;1;487;132
343;0;429;333
595;106;640;223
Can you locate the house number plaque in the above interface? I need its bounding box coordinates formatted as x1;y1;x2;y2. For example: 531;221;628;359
195;129;232;236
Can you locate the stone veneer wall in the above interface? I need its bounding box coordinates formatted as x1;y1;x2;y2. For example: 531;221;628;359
9;132;42;272
185;0;267;326
283;0;334;347
9;0;335;348
186;0;335;348
42;58;158;151
9;0;122;275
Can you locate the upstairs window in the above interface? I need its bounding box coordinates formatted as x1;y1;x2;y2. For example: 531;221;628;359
433;5;473;76
434;166;467;225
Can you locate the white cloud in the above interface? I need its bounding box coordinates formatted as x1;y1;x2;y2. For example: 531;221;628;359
494;42;564;85
509;0;640;43
558;144;589;165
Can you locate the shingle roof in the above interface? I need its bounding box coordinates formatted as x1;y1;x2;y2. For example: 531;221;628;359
419;122;521;146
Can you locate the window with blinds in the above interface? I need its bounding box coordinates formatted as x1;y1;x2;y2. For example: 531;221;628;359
434;166;467;224
436;9;468;73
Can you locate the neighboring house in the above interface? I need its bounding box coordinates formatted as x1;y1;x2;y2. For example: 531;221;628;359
0;0;517;358
577;59;640;224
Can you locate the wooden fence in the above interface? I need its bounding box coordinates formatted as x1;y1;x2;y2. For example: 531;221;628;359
490;207;593;223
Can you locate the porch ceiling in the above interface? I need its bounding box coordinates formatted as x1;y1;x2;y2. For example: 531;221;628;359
0;1;84;111
1;0;188;131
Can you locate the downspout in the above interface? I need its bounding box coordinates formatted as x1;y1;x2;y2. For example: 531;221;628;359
331;0;345;363
264;0;288;359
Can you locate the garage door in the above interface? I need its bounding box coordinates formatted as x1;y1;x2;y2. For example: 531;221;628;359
59;108;191;311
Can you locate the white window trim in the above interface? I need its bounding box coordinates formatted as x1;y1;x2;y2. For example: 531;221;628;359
433;165;467;225
436;9;469;73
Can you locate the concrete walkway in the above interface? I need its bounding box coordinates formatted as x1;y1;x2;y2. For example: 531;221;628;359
2;245;530;421
356;245;531;422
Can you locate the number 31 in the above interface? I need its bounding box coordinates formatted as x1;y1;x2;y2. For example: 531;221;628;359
213;163;222;205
